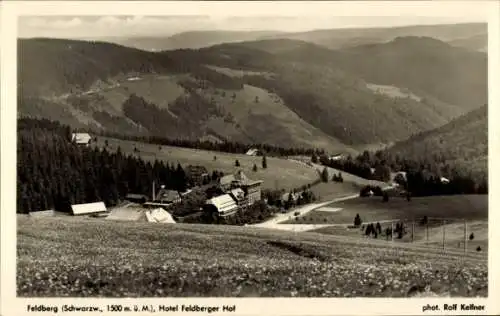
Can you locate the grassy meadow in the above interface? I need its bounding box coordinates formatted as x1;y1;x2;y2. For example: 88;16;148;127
284;195;488;225
17;215;487;297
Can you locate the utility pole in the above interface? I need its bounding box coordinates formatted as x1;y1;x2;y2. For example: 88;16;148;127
411;220;415;243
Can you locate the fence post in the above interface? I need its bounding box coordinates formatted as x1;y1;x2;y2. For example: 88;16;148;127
426;222;429;245
464;219;467;254
442;219;446;251
391;221;394;244
411;220;415;243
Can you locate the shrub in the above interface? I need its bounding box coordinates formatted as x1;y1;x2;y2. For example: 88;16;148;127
469;233;475;241
354;214;362;227
476;246;482;252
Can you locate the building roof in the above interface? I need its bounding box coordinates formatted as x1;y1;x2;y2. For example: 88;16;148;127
220;171;263;187
207;194;238;215
155;189;181;202
144;208;176;224
230;188;245;201
126;194;148;200
71;133;92;144
246;148;259;156
71;202;107;215
28;210;55;217
107;204;147;221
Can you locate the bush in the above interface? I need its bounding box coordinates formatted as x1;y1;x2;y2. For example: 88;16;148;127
469;233;475;241
354;214;362;227
476;246;482;252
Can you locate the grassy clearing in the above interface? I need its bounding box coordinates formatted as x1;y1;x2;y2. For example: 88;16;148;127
18;216;487;297
366;83;422;102
205;65;275;79
203;84;347;152
309;181;360;201
95;137;319;191
97;74;187;112
284;195;488;225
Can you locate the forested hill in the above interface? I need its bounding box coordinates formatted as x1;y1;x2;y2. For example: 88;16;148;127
17;118;193;214
18;36;487;149
387;104;488;178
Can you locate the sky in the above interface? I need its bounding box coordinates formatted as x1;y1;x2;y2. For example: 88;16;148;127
17;3;489;39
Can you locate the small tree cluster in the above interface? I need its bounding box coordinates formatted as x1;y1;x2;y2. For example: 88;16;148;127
354;213;362;227
332;172;344;182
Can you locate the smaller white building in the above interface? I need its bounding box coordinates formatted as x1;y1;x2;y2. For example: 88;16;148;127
71;133;92;146
144;208;176;224
71;201;107;216
246;148;260;156
440;177;450;184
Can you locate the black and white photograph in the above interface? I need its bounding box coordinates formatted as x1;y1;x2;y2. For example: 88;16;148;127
1;1;499;314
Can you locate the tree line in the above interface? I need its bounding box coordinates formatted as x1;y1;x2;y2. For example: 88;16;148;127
17;118;201;214
93;131;326;158
317;149;488;196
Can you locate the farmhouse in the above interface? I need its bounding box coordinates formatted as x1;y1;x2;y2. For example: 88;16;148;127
204;194;238;217
70;201;107;216
71;133;92;146
219;171;263;205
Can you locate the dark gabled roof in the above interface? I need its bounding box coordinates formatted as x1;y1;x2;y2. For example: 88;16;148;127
219;171;263;187
126;193;148;199
155;189;181;202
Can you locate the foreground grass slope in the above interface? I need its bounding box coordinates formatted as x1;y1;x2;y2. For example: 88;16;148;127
18;216;487;297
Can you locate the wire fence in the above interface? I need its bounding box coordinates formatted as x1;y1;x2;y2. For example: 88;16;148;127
361;217;487;256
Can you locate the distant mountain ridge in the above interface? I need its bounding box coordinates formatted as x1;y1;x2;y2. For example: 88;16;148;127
99;30;288;52
95;23;487;52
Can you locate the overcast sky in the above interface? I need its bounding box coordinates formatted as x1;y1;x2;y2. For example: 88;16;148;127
18;2;489;39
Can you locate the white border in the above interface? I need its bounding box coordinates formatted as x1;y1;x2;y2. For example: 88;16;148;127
2;1;500;315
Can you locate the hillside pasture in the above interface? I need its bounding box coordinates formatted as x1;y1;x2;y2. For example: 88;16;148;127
205;65;275;79
366;83;422;102
94;137;319;190
95;74;187;111
17;215;487;297
203;84;348;153
283;194;488;225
